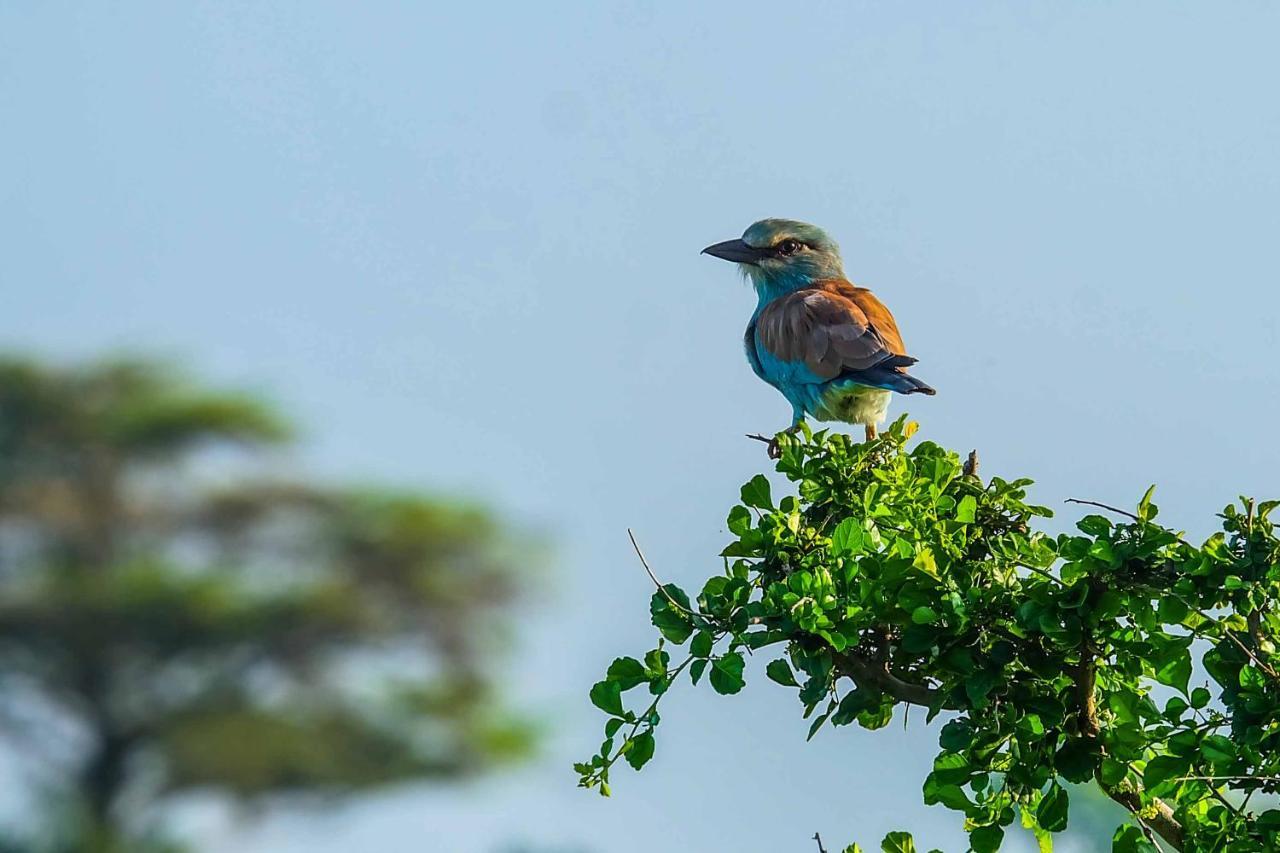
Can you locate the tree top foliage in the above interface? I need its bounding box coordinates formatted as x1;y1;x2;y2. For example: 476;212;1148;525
579;418;1280;852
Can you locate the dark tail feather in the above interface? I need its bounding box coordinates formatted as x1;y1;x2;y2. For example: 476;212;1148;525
841;365;936;396
883;354;918;368
900;374;936;396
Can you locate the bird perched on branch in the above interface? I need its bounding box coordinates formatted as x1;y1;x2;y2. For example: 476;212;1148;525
703;219;935;456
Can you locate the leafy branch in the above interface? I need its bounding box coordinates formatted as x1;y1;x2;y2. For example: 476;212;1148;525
578;418;1280;851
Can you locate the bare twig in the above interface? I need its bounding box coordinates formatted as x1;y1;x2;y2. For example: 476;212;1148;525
813;832;828;853
1137;817;1167;852
627;529;708;623
1066;497;1142;523
1176;774;1280;783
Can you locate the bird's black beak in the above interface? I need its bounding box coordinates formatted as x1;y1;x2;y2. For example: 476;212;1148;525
701;238;767;266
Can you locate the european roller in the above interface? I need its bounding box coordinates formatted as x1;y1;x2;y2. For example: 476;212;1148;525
703;219;935;457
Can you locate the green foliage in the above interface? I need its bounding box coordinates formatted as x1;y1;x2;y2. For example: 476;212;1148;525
579;417;1280;852
0;357;536;849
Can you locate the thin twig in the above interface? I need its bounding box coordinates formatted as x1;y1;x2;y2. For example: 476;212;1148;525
1176;774;1280;783
627;528;710;623
813;832;828;853
1066;497;1194;547
1137;817;1167;852
1066;498;1141;523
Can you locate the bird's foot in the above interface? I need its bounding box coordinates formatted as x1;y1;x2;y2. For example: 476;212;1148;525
746;426;801;460
864;424;878;442
746;433;783;459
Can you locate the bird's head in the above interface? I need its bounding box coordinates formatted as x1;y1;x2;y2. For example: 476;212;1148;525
702;219;845;294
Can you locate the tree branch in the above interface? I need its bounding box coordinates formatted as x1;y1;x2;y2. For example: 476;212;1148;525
833;649;953;709
1104;787;1184;850
813;832;828;853
1074;636;1185;850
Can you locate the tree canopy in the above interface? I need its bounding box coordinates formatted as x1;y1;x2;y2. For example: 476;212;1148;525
579;418;1280;852
0;357;535;850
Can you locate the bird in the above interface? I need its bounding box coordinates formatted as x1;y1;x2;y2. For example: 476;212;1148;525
703;218;935;457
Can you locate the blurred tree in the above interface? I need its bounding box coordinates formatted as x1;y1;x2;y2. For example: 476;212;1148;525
0;357;535;850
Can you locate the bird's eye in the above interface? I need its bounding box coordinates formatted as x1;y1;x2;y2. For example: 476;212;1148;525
778;239;802;256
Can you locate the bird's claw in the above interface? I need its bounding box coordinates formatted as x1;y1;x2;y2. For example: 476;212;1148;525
746;428;799;459
745;433;783;459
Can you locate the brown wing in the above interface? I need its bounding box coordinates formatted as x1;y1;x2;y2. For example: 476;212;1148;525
756;279;910;381
845;286;907;355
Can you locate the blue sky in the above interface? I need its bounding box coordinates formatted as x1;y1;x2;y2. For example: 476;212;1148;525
3;3;1279;851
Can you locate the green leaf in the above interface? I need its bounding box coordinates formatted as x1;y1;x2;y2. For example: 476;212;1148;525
1019;713;1045;737
807;704;833;741
740;474;773;509
766;658;799;687
1142;754;1190;791
912;547;939;578
727;505;752;536
911;606;940;625
1240;665;1267;690
1156;596;1189;624
1099;758;1127;788
1035;783;1069;833
624;732;655;770
589;680;624;717
880;831;916;853
1112;825;1158;853
938;720;973;751
690;658;707;685
1136;485;1159;522
922;776;971;812
606;657;648;690
832;687;875;726
690;631;714;659
1077;515;1112;537
1200;734;1236;767
1055;739;1098;784
709;652;746;695
969;825;1004;853
965;669;1000;709
649;585;694;644
831;517;867;556
1152;639;1192;694
955;495;977;524
1087;538;1117;566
